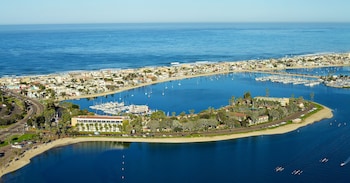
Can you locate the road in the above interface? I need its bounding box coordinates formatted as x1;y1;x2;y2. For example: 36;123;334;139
0;91;44;141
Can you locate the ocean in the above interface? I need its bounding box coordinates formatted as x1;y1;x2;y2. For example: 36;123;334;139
1;23;350;183
1;23;350;77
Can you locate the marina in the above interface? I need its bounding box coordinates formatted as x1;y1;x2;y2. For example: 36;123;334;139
90;102;151;115
255;75;322;87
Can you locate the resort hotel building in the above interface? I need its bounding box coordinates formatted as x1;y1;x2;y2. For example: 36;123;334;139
71;115;129;133
254;97;290;107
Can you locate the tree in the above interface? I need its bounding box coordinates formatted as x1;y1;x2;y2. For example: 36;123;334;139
189;109;195;116
229;96;235;106
0;89;4;103
207;107;215;115
60;92;66;98
216;109;228;123
179;111;186;119
148;120;160;132
94;123;98;131
150;110;166;121
243;91;251;99
122;120;130;132
104;123;108;132
35;116;46;129
265;88;269;97
75;123;81;131
310;92;315;101
291;93;295;99
27;118;34;127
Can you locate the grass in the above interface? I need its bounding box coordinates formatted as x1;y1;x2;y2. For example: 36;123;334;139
10;133;37;143
300;102;323;120
0;125;11;129
0;140;8;147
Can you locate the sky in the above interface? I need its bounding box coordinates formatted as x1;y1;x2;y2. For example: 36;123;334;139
0;0;349;25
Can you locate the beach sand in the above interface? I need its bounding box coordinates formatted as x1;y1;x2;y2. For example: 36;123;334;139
0;105;333;178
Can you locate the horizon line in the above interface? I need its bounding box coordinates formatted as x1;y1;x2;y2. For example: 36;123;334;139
1;21;350;26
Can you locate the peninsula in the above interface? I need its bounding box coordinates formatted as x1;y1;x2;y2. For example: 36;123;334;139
0;52;344;178
0;103;333;178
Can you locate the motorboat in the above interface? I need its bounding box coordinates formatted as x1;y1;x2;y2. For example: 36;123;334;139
275;166;284;172
320;158;329;163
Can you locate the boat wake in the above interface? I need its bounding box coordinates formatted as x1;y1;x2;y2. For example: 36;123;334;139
340;156;350;167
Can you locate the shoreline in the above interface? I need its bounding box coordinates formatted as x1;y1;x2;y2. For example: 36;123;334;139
0;104;333;178
60;64;350;101
1;52;349;102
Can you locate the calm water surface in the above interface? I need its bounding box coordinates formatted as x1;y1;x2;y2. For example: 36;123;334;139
1;23;350;183
2;70;350;183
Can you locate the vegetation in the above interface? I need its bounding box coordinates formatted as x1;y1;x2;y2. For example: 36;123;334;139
10;133;38;144
24;101;92;139
0;140;8;147
115;92;312;134
1;88;314;145
0;91;27;126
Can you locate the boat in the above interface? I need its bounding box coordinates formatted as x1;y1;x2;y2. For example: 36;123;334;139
292;169;303;175
341;162;346;167
320;158;329;163
275;166;284;172
170;62;180;65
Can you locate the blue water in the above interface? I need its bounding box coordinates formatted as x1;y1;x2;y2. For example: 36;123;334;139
66;72;324;115
1;23;350;77
1;23;350;183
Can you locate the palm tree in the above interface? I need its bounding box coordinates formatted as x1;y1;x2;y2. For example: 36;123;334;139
310;92;315;101
229;96;235;105
104;123;108;132
265;88;269;97
99;124;103;131
76;123;81;131
189;109;195;116
94;123;98;131
108;124;112;132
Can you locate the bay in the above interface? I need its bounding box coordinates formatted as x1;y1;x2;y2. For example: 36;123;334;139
1;23;350;183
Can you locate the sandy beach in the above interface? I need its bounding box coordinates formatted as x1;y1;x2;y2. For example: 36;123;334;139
0;105;333;178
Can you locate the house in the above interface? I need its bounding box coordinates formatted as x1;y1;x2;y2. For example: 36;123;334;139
257;115;269;124
232;112;247;122
249;115;269;126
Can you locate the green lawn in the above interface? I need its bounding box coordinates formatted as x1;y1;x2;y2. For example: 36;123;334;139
0;140;8;147
10;133;37;143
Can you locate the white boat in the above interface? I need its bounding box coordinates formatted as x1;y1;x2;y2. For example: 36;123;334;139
292;169;303;175
275;166;284;172
341;162;346;167
320;158;328;163
170;62;180;65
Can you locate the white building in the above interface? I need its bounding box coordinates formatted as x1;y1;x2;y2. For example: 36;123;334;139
254;97;290;107
71;115;129;132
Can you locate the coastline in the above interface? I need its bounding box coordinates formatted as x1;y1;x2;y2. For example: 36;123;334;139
0;104;333;178
60;64;350;101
